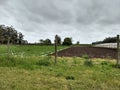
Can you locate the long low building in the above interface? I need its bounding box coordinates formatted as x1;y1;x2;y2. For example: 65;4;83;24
93;43;117;48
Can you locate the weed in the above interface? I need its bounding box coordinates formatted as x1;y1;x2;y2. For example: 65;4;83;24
60;60;67;64
37;57;51;66
65;75;75;80
101;61;109;65
73;57;77;64
82;55;93;67
56;73;63;77
84;60;93;67
112;64;120;69
82;54;89;59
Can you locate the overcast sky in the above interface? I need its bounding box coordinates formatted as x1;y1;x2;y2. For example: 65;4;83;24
0;0;120;44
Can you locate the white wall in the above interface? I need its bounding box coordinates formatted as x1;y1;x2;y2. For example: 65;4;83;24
93;43;117;48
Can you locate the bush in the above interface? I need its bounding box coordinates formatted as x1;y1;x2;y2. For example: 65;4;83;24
65;76;75;80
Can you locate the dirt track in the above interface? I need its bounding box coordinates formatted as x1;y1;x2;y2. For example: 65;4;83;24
55;47;117;59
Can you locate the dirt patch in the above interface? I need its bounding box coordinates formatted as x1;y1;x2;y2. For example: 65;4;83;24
53;46;117;59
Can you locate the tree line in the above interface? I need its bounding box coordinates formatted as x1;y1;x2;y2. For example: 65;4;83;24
0;25;74;45
0;25;28;44
39;36;73;46
92;37;118;45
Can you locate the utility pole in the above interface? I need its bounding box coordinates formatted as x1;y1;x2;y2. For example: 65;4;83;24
117;35;120;66
55;35;58;64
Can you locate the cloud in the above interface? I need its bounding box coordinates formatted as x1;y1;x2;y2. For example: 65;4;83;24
0;0;120;43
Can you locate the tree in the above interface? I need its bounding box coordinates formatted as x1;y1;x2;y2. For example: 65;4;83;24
76;41;80;45
56;35;61;45
4;26;17;59
44;39;52;45
39;39;44;45
62;37;72;45
0;25;26;45
92;36;119;45
18;32;24;44
0;25;5;44
39;38;52;45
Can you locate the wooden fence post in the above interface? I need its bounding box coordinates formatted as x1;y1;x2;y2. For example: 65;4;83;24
55;35;58;64
117;35;120;66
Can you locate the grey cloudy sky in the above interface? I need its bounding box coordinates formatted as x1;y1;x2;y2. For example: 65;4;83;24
0;0;120;43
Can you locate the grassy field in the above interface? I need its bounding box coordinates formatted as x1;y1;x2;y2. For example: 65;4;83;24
0;45;68;56
0;45;120;90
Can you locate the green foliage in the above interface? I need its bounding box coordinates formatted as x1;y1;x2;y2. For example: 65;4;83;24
62;37;72;45
60;60;67;65
56;73;63;77
37;59;51;66
73;57;77;64
0;45;120;90
76;41;80;45
84;60;93;67
55;35;62;45
43;39;52;45
0;45;68;56
92;36;119;45
37;57;51;66
65;76;75;80
101;61;109;65
0;25;27;44
0;56;119;89
0;56;17;67
112;64;120;69
39;38;52;45
0;56;34;70
82;54;89;59
82;55;93;67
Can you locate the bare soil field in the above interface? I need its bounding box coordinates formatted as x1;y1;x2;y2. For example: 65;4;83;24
55;46;117;59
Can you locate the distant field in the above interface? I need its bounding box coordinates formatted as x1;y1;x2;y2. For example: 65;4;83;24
0;45;68;56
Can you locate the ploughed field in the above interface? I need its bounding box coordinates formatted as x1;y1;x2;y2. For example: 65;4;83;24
56;46;117;59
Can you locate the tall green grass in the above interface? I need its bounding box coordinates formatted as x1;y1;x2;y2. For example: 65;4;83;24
0;56;119;90
0;45;68;56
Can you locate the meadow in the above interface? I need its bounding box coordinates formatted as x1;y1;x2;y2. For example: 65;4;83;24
0;45;68;56
0;45;120;90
